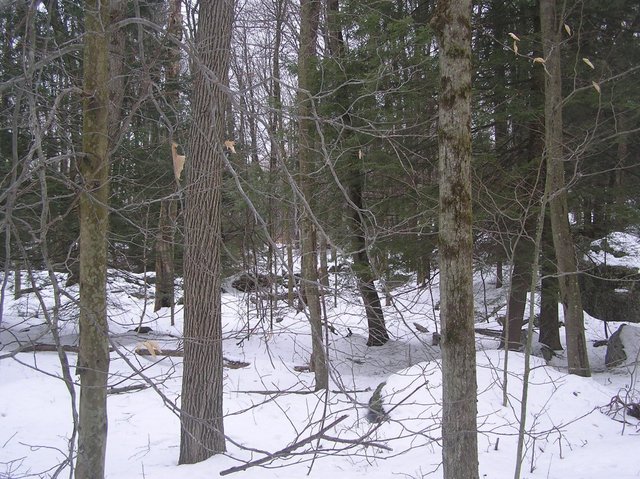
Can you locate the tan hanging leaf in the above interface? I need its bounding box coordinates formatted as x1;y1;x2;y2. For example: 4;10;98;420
358;149;363;160
513;40;519;55
508;32;520;42
533;57;546;64
171;142;186;181
592;81;601;94
564;23;572;36
582;57;595;69
224;140;236;154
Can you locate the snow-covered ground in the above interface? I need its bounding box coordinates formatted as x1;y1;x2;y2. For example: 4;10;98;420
1;257;639;479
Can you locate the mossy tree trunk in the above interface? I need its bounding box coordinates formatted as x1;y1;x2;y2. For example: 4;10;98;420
76;0;111;476
432;0;479;477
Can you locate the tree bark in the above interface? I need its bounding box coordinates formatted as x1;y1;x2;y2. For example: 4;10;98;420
432;0;479;477
350;175;389;346
267;0;285;324
13;261;21;300
286;229;295;307
179;0;233;463
495;260;503;288
154;0;182;318
326;0;389;346
298;0;328;391
319;234;329;290
154;199;177;313
76;0;111;476
540;0;590;376
503;233;535;350
539;210;562;350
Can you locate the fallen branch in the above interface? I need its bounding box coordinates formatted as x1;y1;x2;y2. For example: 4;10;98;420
474;327;505;338
13;343;114;353
135;348;183;357
231;387;372;395
320;434;392;451
219;414;348;476
107;384;149;395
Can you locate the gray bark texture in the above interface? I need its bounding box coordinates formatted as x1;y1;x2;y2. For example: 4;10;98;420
350;174;389;346
179;0;233;463
432;0;479;477
540;0;591;376
298;0;328;391
154;199;177;312
76;0;111;477
503;236;534;350
540;211;562;350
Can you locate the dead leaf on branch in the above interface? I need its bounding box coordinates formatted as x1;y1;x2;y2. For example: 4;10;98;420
224;140;236;154
592;81;601;94
583;57;595;69
508;32;520;42
171;142;186;181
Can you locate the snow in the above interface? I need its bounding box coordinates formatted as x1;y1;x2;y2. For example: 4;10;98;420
587;231;640;270
1;263;639;479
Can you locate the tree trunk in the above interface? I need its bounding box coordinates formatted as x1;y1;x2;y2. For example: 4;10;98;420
539;211;562;350
540;0;590;377
326;0;389;346
154;0;182;319
350;175;389;346
13;260;21;300
432;0;479;477
76;0;111;476
267;0;285;324
298;0;328;391
179;0;233;463
503;236;534;350
319;234;329;290
154;199;177;314
286;229;295;307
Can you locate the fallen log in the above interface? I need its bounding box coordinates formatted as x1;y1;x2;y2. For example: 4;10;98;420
16;344;114;353
107;384;149;395
133;348;251;369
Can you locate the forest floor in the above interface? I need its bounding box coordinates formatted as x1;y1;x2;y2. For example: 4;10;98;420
1;246;639;478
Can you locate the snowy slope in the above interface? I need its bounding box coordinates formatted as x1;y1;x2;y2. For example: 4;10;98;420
1;263;639;479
